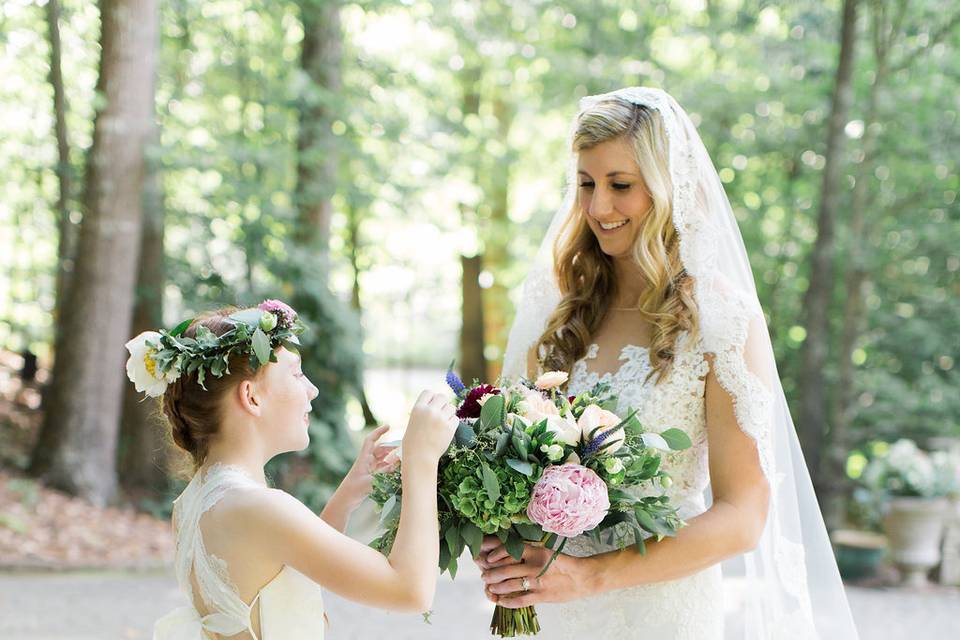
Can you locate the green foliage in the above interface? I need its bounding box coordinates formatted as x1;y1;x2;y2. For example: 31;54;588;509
1;0;958;510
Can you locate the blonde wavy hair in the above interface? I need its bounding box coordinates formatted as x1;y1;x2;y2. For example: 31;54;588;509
536;97;698;383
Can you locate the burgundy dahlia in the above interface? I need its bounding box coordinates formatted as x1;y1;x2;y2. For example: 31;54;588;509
456;384;501;419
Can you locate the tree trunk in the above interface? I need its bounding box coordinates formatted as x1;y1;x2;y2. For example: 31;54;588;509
30;0;160;507
797;0;860;492
481;93;514;379
294;0;341;256
46;0;76;329
345;201;378;427
118;121;168;495
460;254;488;384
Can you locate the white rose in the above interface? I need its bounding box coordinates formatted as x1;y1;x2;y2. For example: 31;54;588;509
565;451;581;465
544;413;582;447
516;388;560;424
577;404;625;454
125;331;179;398
535;370;569;390
540;443;565;462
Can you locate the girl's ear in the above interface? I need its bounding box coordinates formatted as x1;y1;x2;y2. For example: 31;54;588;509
236;379;262;417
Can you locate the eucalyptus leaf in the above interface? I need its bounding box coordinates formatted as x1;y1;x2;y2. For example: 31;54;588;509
660;428;693;450
505;530;525;561
480;462;501;501
251;327;271;365
461;521;484;558
505;458;533;476
479;394;505;431
229;308;264;327
454;421;477;447
379;495;399;526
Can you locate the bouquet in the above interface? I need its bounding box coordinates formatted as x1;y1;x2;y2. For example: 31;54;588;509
370;367;691;636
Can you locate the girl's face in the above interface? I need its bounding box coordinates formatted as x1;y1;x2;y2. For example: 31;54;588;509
258;347;319;452
576;137;653;259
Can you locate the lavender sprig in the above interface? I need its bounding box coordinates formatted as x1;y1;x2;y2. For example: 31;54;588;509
582;424;624;456
446;363;466;398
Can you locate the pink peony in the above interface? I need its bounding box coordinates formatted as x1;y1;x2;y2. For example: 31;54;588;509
526;464;610;538
258;299;298;329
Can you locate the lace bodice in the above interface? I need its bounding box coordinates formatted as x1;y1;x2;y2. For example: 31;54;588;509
154;463;325;640
534;332;724;639
565;331;711;556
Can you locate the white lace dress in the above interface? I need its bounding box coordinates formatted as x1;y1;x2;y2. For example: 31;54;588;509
534;332;724;639
154;464;326;640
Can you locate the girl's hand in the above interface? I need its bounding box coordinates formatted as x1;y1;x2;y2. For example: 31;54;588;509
340;425;399;507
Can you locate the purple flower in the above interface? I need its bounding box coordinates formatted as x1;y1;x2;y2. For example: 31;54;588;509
446;368;466;397
258;299;298;329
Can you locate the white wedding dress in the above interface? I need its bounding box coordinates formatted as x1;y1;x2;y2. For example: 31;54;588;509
534;332;724;639
503;87;859;639
154;463;326;640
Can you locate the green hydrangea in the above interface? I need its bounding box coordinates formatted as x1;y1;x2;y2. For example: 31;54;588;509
441;453;534;534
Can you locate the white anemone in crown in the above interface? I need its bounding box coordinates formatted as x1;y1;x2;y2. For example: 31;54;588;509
125;331;180;398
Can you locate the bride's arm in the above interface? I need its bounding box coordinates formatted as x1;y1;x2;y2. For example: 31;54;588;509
480;353;770;606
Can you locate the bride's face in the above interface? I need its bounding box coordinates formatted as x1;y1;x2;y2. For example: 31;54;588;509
257;347;319;452
577;137;653;259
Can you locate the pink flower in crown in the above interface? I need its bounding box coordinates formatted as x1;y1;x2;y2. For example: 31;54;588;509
526;463;610;538
258;299;298;329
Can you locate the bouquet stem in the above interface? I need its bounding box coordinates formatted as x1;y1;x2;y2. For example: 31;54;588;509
489;604;540;637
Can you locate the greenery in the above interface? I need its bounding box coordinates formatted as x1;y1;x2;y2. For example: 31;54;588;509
0;0;957;511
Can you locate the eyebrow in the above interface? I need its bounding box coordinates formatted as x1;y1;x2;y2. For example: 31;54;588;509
577;170;638;177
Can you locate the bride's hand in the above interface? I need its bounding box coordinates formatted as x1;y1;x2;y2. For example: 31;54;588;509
340;425;398;506
477;539;594;608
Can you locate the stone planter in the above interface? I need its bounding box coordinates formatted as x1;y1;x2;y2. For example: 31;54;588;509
883;497;948;587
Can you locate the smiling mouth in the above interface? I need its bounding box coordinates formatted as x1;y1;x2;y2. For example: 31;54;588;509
598;219;629;231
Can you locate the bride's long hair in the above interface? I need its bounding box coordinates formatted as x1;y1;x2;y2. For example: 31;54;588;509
536;97;698;382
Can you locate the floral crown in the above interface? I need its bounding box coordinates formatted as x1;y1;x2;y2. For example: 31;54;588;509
125;299;305;398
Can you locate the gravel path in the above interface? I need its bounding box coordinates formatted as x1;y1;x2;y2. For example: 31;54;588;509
1;562;958;639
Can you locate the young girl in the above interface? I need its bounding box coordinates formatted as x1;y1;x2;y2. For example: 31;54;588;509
126;300;458;639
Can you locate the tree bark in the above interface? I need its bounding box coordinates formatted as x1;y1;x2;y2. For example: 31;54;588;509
345;200;378;427
294;0;342;256
30;0;160;507
460;253;488;384
46;0;76;329
118;121;168;494
797;0;860;490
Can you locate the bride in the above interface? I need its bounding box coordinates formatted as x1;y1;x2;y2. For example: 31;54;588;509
478;88;859;639
125;301;459;639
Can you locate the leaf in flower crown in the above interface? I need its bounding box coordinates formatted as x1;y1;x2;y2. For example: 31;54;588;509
229;308;265;328
251;327;271;366
170;318;192;337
